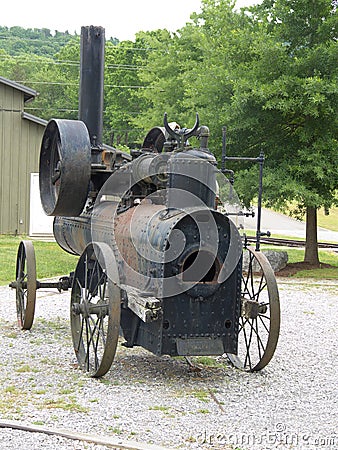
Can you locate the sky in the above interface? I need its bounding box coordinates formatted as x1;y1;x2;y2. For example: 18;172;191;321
1;0;258;42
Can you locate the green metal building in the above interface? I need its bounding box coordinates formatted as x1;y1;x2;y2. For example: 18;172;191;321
0;76;47;235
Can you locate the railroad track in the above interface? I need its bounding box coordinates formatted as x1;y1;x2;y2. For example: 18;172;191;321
246;236;338;249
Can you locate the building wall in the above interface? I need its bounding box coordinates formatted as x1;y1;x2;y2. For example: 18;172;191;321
0;83;45;234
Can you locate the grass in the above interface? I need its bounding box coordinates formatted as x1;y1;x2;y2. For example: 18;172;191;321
191;389;210;403
271;248;338;279
286;248;337;265
15;364;40;373
313;207;338;232
41;396;89;413
0;234;78;285
193;356;224;368
149;405;169;411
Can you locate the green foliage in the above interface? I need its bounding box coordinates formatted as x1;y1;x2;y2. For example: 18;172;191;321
133;0;337;215
0;10;336;259
0;26;76;57
229;0;338;214
104;38;147;146
0;235;78;285
0;37;81;121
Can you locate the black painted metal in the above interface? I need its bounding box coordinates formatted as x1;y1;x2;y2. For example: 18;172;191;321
79;26;105;152
52;142;243;359
255;152;265;251
39;119;91;216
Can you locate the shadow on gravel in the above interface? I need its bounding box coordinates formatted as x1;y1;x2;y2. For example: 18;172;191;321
96;343;263;386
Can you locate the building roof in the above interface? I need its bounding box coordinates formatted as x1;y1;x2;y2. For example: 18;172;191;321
0;76;38;103
21;112;47;127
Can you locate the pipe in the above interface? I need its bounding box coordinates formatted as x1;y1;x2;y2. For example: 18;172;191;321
79;25;105;150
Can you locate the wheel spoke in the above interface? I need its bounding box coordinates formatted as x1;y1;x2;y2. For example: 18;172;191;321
258;314;270;333
255;319;262;360
88;259;98;297
77;317;85;354
246;318;266;356
242;318;253;370
85;316;101;371
238;316;249;333
84;254;89;300
249;255;255;299
94;318;104;369
254;275;266;300
89;314;107;344
85;318;90;371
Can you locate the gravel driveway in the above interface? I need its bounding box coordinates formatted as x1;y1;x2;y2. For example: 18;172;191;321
0;279;337;450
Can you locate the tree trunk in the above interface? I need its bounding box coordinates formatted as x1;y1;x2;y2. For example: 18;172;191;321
304;206;320;266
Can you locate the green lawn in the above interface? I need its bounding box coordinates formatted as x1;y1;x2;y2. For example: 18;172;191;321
317;207;338;232
0;235;78;286
269;247;338;280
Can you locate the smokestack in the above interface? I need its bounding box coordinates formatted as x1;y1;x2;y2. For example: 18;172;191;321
79;26;105;149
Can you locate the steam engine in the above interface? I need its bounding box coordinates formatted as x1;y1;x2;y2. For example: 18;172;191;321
40;112;243;358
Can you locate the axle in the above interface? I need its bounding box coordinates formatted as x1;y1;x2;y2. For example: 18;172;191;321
9;276;71;293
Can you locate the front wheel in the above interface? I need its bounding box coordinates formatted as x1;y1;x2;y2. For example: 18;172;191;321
227;246;280;371
70;242;121;377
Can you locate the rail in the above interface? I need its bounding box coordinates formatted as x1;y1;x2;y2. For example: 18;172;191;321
246;236;338;250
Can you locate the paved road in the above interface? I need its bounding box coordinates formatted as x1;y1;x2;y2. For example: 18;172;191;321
242;208;338;242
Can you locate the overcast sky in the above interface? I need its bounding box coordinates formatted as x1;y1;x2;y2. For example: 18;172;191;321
1;0;259;41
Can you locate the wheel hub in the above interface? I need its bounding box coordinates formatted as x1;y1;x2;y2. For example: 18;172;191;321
72;302;109;318
241;298;266;319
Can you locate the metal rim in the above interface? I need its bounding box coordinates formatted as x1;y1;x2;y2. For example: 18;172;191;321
70;242;121;377
227;246;280;371
15;241;37;330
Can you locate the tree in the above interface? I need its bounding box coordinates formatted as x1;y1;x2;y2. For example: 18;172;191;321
131;29;189;134
0;29;81;121
104;38;145;146
134;0;337;265
231;0;338;265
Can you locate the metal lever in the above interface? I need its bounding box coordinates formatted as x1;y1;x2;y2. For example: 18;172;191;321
164;113;199;149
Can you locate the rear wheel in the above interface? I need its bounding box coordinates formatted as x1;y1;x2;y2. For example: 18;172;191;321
15;241;37;330
227;246;280;371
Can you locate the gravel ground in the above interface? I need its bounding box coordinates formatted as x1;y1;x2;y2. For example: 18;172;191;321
0;279;337;450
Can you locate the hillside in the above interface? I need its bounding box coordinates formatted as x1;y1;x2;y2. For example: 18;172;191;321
0;26;77;57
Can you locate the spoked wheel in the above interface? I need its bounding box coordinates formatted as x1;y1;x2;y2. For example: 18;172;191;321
15;240;37;330
70;242;121;377
227;246;280;371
